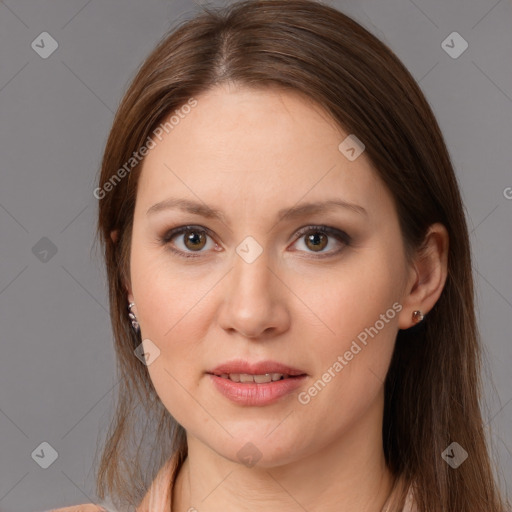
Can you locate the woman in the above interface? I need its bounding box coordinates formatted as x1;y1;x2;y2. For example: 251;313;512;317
52;0;509;510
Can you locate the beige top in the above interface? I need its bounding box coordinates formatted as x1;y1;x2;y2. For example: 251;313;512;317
51;451;417;512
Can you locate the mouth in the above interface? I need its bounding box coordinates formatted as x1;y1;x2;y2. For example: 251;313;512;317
206;359;308;405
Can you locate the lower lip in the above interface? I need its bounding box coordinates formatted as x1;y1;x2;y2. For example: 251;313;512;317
208;374;307;406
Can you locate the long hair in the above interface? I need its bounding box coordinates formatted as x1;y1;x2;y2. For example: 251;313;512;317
93;1;508;510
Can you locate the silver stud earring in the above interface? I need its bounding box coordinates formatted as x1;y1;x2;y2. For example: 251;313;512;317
412;310;424;324
128;302;140;333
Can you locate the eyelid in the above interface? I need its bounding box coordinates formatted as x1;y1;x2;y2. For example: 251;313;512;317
293;224;351;245
160;224;215;244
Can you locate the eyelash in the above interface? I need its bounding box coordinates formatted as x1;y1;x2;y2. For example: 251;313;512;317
159;224;352;260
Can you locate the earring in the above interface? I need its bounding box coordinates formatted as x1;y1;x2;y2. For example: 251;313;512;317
412;310;424;324
128;302;140;333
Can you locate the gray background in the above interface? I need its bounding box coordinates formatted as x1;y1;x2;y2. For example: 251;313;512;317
0;0;511;510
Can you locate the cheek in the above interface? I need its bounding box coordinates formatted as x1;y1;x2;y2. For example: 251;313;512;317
128;247;210;403
294;242;404;398
135;275;210;430
130;242;214;340
146;361;211;435
294;256;403;347
296;282;399;441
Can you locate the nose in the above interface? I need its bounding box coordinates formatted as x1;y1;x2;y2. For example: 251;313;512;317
216;243;291;339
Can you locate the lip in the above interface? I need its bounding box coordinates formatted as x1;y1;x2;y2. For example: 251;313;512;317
208;359;307;377
207;359;308;406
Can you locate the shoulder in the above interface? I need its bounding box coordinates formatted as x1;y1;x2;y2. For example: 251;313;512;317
49;505;107;512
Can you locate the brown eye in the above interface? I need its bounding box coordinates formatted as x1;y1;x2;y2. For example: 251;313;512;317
183;229;207;251
291;225;351;257
304;232;328;252
160;225;216;258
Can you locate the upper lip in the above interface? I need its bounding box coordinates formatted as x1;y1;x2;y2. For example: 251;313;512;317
208;359;307;376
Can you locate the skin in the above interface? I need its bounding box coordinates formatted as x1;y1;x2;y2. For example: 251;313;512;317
112;83;448;512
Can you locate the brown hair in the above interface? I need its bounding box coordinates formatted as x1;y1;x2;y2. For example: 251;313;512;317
93;1;509;510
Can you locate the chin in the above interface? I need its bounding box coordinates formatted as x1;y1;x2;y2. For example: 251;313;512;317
205;428;307;469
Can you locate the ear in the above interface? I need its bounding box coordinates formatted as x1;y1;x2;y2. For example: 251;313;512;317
398;223;449;330
110;229;119;243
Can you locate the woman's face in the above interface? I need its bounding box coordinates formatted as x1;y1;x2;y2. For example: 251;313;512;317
126;83;415;467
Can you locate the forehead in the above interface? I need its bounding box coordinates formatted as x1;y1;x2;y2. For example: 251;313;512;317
135;84;391;221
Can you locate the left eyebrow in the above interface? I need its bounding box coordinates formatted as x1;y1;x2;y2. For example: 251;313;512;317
146;197;368;222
